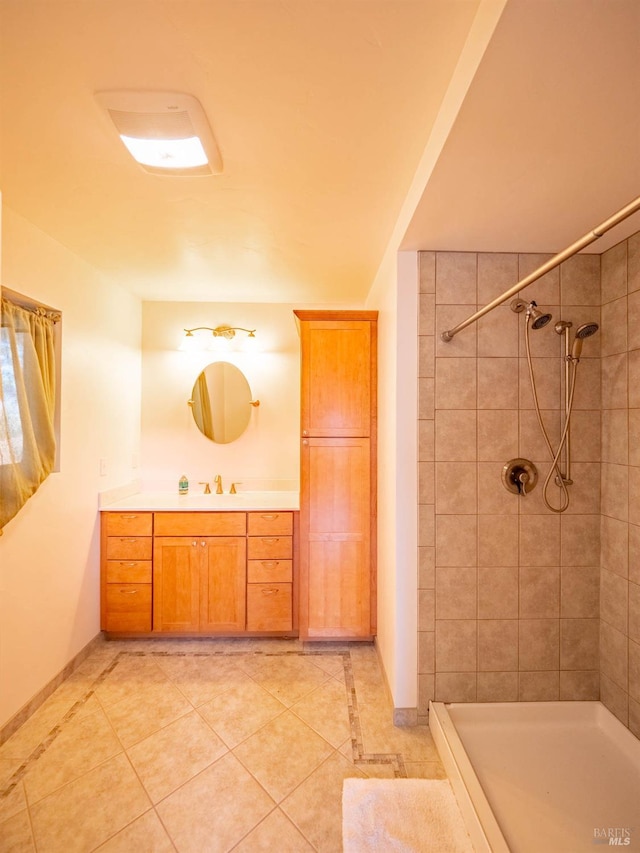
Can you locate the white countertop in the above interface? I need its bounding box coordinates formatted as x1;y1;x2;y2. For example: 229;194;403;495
100;490;300;512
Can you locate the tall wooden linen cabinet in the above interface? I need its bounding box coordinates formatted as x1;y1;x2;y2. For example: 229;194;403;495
294;310;377;640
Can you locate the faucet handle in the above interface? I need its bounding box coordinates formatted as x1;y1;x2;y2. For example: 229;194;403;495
214;474;223;494
198;481;211;494
230;482;242;494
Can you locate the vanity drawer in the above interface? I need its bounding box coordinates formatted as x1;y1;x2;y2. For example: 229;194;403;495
106;560;152;584
247;536;292;560
104;512;153;536
106;537;152;560
247;512;293;536
247;559;292;584
105;584;152;632
154;512;246;537
246;583;292;632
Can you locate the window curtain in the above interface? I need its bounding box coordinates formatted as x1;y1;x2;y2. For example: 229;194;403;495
0;297;58;533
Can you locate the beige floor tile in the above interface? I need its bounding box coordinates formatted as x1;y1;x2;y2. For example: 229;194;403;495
156;752;275;853
405;760;448;779
156;655;253;707
0;806;35;852
94;657;171;708
233;710;333;803
0;703;69;762
290;677;351;747
238;655;332;707
198;679;287;749
307;653;347;677
233;807;314;852
103;681;193;748
281;751;368;853
93;808;175;852
0;779;27;825
23;708;122;804
30;753;151;853
127;710;227;803
359;707;440;762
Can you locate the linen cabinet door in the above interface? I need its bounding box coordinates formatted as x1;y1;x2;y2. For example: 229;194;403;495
199;537;247;632
153;537;200;632
300;437;372;639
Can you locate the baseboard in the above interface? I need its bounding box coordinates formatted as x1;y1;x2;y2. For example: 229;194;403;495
373;638;419;727
0;632;105;745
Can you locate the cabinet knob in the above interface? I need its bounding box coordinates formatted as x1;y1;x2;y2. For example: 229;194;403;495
302;429;308;436
201;541;206;547
192;541;197;547
302;439;309;446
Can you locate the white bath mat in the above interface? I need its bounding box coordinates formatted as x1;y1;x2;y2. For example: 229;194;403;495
342;778;474;852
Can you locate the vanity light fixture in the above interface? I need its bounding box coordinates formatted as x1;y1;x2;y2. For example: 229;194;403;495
95;90;223;176
179;325;257;352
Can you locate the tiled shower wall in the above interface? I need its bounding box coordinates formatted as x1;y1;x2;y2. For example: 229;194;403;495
599;234;640;737
417;249;603;723
417;236;640;738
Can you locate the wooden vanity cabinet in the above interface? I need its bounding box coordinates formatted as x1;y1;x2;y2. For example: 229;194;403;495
294;310;377;640
100;509;296;635
100;512;153;632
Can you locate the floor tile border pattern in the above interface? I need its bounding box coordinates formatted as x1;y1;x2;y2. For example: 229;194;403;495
1;647;407;802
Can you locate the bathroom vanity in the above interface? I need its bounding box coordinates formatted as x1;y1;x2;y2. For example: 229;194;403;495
100;494;298;637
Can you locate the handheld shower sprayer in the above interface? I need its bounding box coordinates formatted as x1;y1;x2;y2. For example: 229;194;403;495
570;322;599;361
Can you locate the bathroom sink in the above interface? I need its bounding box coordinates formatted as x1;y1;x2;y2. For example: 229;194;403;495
101;490;300;511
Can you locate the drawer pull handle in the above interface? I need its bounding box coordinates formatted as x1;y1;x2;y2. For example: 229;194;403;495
119;514;138;519
261;561;279;568
119;561;138;566
262;588;279;596
260;513;278;519
120;538;139;543
120;589;138;595
261;538;279;543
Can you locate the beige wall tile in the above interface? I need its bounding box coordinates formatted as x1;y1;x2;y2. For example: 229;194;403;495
418;378;435;419
419;335;435;378
601;464;629;522
519;566;560;618
418;674;435;710
559;670;599;700
435;620;477;672
434;672;477;703
601;241;628;303
631;698;640;740
629;639;640;702
435;515;477;567
600;622;628;688
419;251;436;293
419;504;435;548
418;590;435;632
518;315;562;358
419;546;435;589
601;409;628;464
435;462;477;515
435;252;477;305
419;293;435;335
560;254;601;306
419;420;434;462
477;671;518;702
519;409;561;460
601;296;628;356
560;618;599;670
629;233;640;294
518;254;560;305
519;357;561;410
600;515;629;577
629;351;640;407
629;411;640;466
435;305;477;358
478;566;519;619
477;410;518;461
477;253;518;304
629;583;640;643
628;292;640;351
478;306;519;357
518;671;559;701
519;619;559;671
629;468;640;527
629;525;640;585
478;620;518;671
478;515;518;567
569;410;601;461
418;461;435;505
435;358;476;409
477;462;518;515
435;567;477;620
477;358;519;409
520;515;560;567
435;410;477;461
560;565;600;618
600;569;628;632
571;355;601;410
418;630;435;674
600;674;629;726
601;353;628;409
564;463;601;514
561;515;600;566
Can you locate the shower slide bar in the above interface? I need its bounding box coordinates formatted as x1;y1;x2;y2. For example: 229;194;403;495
440;193;640;342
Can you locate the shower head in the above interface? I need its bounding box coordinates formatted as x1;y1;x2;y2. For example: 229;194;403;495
571;322;599;360
510;299;553;329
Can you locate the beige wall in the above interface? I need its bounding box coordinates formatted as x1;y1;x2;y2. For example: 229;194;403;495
599;234;640;737
418;248;603;720
0;206;141;729
140;302;302;492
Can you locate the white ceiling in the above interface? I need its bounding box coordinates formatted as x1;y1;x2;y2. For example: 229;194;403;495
1;0;639;305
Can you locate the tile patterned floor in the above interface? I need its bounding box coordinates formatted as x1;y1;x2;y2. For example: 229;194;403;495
0;639;445;852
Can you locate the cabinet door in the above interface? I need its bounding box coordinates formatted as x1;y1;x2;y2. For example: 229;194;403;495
300;320;372;437
300;437;372;638
200;537;247;632
153;538;201;632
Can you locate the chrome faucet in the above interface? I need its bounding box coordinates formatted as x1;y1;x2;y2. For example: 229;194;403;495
214;474;223;494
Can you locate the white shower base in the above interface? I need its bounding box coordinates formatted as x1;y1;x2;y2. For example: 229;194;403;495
429;701;640;853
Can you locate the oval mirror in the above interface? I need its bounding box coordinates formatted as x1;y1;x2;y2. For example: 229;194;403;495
189;361;253;444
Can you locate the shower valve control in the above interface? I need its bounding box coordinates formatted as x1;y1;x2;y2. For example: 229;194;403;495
502;458;538;497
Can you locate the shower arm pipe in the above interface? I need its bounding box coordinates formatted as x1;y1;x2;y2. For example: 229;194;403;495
440;193;640;342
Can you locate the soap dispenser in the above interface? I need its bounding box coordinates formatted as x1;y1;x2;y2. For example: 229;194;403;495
178;474;189;495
